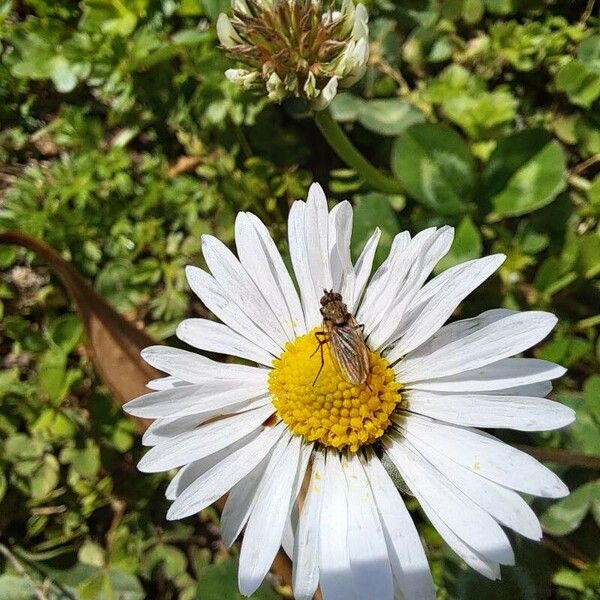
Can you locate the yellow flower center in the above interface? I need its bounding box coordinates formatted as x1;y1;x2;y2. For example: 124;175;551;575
268;328;403;452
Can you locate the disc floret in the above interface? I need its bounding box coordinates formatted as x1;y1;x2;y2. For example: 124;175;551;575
268;328;403;452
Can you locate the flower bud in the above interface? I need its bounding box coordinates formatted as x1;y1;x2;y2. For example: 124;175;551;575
217;0;370;110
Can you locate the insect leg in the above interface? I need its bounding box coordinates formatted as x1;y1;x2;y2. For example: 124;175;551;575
311;330;327;357
313;341;325;386
311;331;328;386
353;323;366;334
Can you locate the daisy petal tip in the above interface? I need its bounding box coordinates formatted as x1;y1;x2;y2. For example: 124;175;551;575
140;345;163;364
307;181;326;203
238;576;262;598
166;504;185;521
174;320;188;341
553;480;570;498
136;455;156;474
121;398;141;417
562;406;577;427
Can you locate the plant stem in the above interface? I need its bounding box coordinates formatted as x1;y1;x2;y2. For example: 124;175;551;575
515;445;600;470
313;108;404;195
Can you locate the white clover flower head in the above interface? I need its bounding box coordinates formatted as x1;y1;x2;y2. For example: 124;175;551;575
125;183;573;600
216;0;370;110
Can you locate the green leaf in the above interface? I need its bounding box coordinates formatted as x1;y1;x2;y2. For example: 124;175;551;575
482;129;566;217
577;233;600;279
4;434;45;462
201;0;230;21
29;454;60;499
435;216;482;273
559;394;600;456
0;575;37;600
79;540;106;568
391;123;475;214
537;335;591;368
541;482;595;535
145;544;188;579
50;55;78;93
351;192;401;268
553;568;586;592
329;95;425;136
0;245;17;268
578;34;600;70
196;557;279;600
329;93;367;122
442;88;517;139
583;375;600;422
0;470;6;502
357;99;425;136
78;568;144;600
48;314;83;354
591;482;600;528
556;60;600;108
36;347;68;403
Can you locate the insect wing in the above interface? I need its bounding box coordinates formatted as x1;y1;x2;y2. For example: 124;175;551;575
326;318;370;385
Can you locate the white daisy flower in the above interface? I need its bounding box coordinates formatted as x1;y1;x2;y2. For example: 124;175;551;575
124;183;574;600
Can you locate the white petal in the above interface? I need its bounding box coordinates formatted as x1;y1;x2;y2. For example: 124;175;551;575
239;435;303;596
329;201;355;300
177;318;275;366
289;201;321;328
362;229;438;336
319;451;357;600
141;345;268;384
235;213;297;340
386;255;506;360
245;212;306;335
216;13;241;47
138;404;274;472
385;436;514;565
282;516;295;560
350;227;381;312
185;266;282;356
488;380;553;397
343;454;394;600
222;433;290;547
399;308;516;359
165;432;257;500
406;390;575;431
407;357;565;391
124;379;268;418
146;375;183;390
202;235;288;346
397;413;569;498
167;423;285;520
313;76;338;111
357;231;411;329
396;311;558;382
400;436;542;541
305;183;333;294
367;226;454;345
293;451;325;600
416;492;501;580
143;415;204;446
361;450;435;600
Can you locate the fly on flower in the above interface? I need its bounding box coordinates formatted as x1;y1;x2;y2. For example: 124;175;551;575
314;289;370;385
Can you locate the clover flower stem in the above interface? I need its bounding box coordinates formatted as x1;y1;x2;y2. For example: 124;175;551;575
313;108;404;195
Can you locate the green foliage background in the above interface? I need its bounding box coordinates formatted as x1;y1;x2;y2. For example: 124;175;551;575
0;0;599;598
